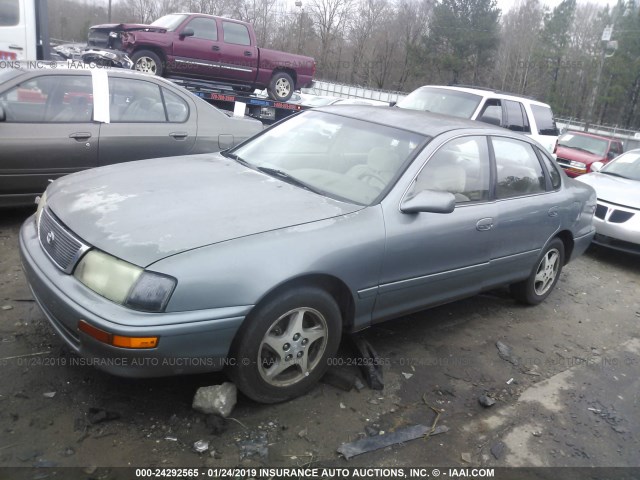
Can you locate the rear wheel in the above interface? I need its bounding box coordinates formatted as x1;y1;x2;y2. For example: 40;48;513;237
267;71;294;102
131;50;163;76
228;287;341;403
510;238;564;305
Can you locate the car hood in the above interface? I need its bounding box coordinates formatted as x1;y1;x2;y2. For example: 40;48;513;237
576;173;640;209
555;146;604;163
46;154;362;267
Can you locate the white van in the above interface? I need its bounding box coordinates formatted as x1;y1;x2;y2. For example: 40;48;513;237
397;85;560;155
0;0;50;61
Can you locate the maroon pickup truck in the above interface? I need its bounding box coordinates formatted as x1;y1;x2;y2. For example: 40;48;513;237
87;13;315;102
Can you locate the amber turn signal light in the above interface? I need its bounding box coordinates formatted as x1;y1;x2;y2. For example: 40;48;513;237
78;320;158;349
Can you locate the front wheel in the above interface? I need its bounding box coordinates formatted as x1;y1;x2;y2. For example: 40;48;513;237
131;50;163;76
510;238;565;305
228;287;342;403
267;71;294;102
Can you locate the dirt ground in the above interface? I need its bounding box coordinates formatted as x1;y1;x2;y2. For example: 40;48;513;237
1;206;639;475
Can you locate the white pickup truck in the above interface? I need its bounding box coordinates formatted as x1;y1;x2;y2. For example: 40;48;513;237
0;0;51;61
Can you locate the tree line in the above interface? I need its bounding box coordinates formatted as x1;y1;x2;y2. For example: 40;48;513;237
48;0;640;129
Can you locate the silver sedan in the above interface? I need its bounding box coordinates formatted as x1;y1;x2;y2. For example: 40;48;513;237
20;107;596;403
576;149;640;254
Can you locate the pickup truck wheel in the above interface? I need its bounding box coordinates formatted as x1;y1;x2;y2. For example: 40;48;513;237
131;50;163;76
267;72;294;102
227;286;342;403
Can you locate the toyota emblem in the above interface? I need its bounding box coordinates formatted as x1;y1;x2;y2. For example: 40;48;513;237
46;231;55;245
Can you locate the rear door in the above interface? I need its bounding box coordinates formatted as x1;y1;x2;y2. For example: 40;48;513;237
0;73;99;204
217;20;258;84
0;0;27;60
98;76;196;165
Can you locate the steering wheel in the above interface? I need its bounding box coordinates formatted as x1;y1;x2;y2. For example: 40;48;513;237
354;166;387;190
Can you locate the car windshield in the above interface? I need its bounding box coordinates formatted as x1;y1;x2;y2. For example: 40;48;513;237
558;133;608;156
601;151;640;181
150;14;188;30
396;87;482;118
231;111;428;205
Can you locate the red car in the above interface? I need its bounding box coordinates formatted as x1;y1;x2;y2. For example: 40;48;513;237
555;131;624;177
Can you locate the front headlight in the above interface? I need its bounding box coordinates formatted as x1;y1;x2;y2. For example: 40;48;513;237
74;250;176;312
570;161;586;170
35;190;47;229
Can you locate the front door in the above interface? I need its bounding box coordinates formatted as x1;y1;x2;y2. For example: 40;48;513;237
171;16;221;79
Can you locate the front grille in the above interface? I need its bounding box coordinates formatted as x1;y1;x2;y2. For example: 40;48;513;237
595;204;608;220
609;210;634;223
39;208;89;274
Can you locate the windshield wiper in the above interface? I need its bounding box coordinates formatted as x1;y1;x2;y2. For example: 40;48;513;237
600;171;630;179
257;166;321;194
220;150;252;168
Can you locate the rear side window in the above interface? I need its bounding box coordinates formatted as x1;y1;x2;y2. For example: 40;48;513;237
504;100;530;133
537;148;561;189
222;22;251;46
162;88;189;122
492;137;546;199
530;104;559;136
0;0;19;26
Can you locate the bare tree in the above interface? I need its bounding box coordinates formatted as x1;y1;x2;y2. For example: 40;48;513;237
307;0;354;76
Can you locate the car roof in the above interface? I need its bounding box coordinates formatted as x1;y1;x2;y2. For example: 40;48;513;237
561;130;617;142
316;105;507;137
415;85;552;108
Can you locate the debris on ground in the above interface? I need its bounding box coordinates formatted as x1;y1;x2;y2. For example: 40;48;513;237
354;378;366;391
478;394;496;407
364;425;379;437
496;340;519;366
506;378;514;385
297;428;308;439
164;436;177;442
2;305;13;311
402;372;413;380
192;382;237;418
193;440;209;453
337;424;429;459
461;452;472;463
42;392;56;398
205;414;227;435
491;441;505;459
350;337;384;390
322;367;357;392
87;407;121;425
429;425;449;436
339;402;346;409
237;432;269;462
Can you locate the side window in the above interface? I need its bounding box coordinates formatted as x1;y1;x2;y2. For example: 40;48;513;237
162;88;189;122
184;17;217;41
411;136;491;204
609;142;622;156
492;137;546;199
477;99;503;126
0;0;19;26
504;100;530;133
537;147;561;189
222;21;251;46
0;75;93;123
530;104;559;136
110;78;166;123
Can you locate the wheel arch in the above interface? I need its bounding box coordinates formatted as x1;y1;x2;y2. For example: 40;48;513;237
272;67;297;87
131;46;167;64
555;230;574;265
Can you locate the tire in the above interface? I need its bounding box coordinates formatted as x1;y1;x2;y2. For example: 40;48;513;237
131;50;163;76
510;238;565;305
267;71;294;102
228;286;342;403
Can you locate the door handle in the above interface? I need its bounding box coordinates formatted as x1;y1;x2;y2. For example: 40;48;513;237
548;206;559;217
9;44;24;50
211;45;220;51
170;132;188;140
244;51;252;56
476;217;494;231
69;132;92;140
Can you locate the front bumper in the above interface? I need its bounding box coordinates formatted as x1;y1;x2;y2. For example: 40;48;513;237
19;216;249;377
591;200;640;254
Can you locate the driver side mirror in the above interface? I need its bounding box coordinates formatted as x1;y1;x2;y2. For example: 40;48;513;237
0;105;5;122
400;189;456;214
591;161;604;173
179;28;195;39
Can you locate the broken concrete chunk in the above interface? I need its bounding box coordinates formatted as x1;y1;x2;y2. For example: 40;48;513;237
461;452;472;463
192;382;237;418
478;394;496;407
337;424;429;459
496;340;519;366
193;440;209;453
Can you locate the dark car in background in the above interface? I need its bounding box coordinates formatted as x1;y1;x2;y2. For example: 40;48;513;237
20;107;596;403
555;131;624;177
0;65;262;208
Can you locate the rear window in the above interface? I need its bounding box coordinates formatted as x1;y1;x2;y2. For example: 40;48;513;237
530;104;559;136
0;0;19;26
